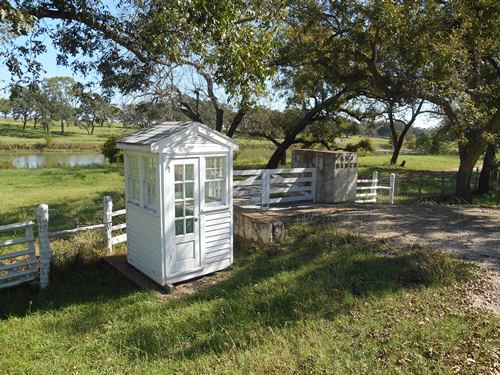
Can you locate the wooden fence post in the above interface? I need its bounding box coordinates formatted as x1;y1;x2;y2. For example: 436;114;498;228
389;173;396;204
103;196;113;253
260;170;270;210
36;204;51;289
371;171;378;203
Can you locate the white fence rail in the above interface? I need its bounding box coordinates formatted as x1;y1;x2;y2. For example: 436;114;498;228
0;220;49;289
234;168;317;209
356;171;396;204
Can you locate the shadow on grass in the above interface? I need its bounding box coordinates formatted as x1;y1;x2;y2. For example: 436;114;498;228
0;221;472;362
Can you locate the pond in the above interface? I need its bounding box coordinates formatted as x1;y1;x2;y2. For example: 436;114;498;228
0;152;106;168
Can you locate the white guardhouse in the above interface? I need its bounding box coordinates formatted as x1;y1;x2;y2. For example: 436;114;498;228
116;121;239;285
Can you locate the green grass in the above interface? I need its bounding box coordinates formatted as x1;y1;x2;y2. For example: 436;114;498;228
0;119;131;150
0;222;497;373
0;165;125;230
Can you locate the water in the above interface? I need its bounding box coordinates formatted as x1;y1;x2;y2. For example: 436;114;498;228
0;152;106;168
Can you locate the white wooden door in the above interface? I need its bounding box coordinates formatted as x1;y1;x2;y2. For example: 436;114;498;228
171;158;201;274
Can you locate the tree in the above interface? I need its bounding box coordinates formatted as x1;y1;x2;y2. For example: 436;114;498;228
9;84;35;129
0;98;11;118
42;77;77;135
384;99;425;165
75;88;114;135
275;0;499;199
2;0;282;122
476;134;499;194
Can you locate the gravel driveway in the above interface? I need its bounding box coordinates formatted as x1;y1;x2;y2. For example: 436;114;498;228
264;203;500;314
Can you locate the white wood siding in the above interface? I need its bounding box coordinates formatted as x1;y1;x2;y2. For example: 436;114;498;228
126;204;163;284
204;210;231;263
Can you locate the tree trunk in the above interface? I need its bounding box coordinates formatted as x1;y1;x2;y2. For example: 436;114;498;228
390;139;403;165
456;146;481;200
267;139;294;169
476;142;497;194
215;108;224;132
225;109;245;138
266;92;351;169
33;116;38;128
456;111;500;199
22;114;28;130
60;119;65;135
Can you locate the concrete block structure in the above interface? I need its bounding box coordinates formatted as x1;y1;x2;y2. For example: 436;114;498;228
292;149;358;203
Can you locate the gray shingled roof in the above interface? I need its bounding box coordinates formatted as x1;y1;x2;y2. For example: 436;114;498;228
117;121;193;145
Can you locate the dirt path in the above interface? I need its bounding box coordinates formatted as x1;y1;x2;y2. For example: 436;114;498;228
266;203;500;314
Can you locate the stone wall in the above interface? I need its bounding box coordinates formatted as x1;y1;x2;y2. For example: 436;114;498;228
233;206;285;250
292;149;358;203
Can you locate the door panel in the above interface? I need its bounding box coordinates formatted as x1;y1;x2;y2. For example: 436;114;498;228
171;158;200;274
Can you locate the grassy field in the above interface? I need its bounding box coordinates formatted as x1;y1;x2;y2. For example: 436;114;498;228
0;221;498;373
0;119;130;150
0;165;125;230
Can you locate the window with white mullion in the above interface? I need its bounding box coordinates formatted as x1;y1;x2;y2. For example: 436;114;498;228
127;154;140;204
174;163;195;236
205;156;226;204
142;156;157;210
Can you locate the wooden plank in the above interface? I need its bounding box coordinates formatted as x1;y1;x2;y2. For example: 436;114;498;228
49;224;104;239
355;192;377;197
204;232;231;243
0;221;34;233
111;233;127;245
234;169;263;175
268;167;315;173
269;185;312;194
0;249;34;261
0;268;38;281
205;228;231;238
270;177;312;184
206;222;230;232
0;274;38;289
0;236;32;248
205;238;231;248
206;253;231;263
111;223;127;231
355;198;377;203
0;259;37;272
206;247;231;258
112;209;126;217
233;180;261;187
268;195;312;204
205;212;231;221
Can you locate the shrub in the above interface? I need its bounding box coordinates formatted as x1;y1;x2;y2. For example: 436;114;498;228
344;139;374;154
101;136;123;163
0;160;16;169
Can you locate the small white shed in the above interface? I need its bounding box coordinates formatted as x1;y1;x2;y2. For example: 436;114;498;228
116;121;239;286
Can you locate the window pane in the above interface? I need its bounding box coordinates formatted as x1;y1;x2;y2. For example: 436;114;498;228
185;200;194;216
175;220;184;235
129;155;140;177
175;165;183;181
185;182;194;198
185;164;194;181
144;157;156;180
145;181;156;207
206;158;214;168
205;180;223;202
129;177;140;202
185;218;194;234
175;202;184;218
175;183;183;199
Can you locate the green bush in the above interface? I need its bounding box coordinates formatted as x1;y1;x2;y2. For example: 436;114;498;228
344;138;374;154
101;135;123;163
